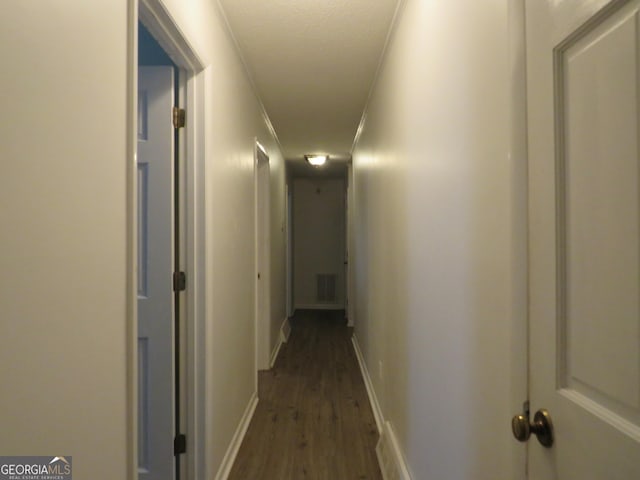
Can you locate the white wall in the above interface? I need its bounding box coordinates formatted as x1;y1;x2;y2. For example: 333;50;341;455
0;1;287;478
0;2;131;478
293;177;346;309
351;0;525;478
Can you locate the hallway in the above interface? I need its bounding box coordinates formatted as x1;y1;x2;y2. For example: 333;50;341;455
7;1;640;478
228;310;381;480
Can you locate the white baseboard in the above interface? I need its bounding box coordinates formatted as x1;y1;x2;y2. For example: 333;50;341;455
294;303;345;311
351;334;411;480
269;317;291;368
214;392;258;480
351;334;383;433
280;316;291;343
269;336;283;369
376;421;412;480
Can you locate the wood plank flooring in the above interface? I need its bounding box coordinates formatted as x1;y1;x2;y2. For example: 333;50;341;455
228;309;382;480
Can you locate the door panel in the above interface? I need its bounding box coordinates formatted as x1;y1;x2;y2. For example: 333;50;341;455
137;66;175;480
559;6;640;415
527;0;640;478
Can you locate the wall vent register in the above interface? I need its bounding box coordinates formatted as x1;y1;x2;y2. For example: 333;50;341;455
316;274;336;303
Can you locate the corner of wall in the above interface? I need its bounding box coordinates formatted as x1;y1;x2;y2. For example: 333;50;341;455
376;421;413;480
351;334;384;433
280;316;291;343
352;334;412;479
214;392;258;480
268;317;290;369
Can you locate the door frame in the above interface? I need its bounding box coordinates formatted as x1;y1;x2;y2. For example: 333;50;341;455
127;2;207;479
286;182;294;318
508;0;529;478
254;140;271;373
346;164;354;327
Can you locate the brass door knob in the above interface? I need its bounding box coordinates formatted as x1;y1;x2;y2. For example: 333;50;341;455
511;408;554;448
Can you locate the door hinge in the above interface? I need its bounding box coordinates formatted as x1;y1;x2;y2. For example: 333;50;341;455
173;107;186;129
173;271;186;292
174;433;187;455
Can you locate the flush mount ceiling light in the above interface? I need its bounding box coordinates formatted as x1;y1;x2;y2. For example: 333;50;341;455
305;155;328;167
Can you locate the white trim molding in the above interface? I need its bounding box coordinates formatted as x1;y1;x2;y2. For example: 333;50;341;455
269;317;291;368
351;334;383;433
294;304;346;311
214;392;258;480
351;334;412;480
269;336;283;369
376;421;413;480
280;316;291;343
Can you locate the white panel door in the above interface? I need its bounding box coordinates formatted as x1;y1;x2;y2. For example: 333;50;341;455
526;0;640;478
137;66;175;480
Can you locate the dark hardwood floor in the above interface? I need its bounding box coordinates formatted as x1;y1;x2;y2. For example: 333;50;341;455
228;309;382;480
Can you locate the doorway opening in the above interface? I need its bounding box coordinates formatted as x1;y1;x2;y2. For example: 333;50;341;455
133;2;206;479
137;28;178;480
255;142;271;372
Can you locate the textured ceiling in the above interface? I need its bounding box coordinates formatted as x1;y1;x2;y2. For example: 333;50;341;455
217;0;400;174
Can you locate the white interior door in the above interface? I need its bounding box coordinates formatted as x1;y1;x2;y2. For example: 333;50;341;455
137;66;175;480
526;0;640;478
255;145;271;370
